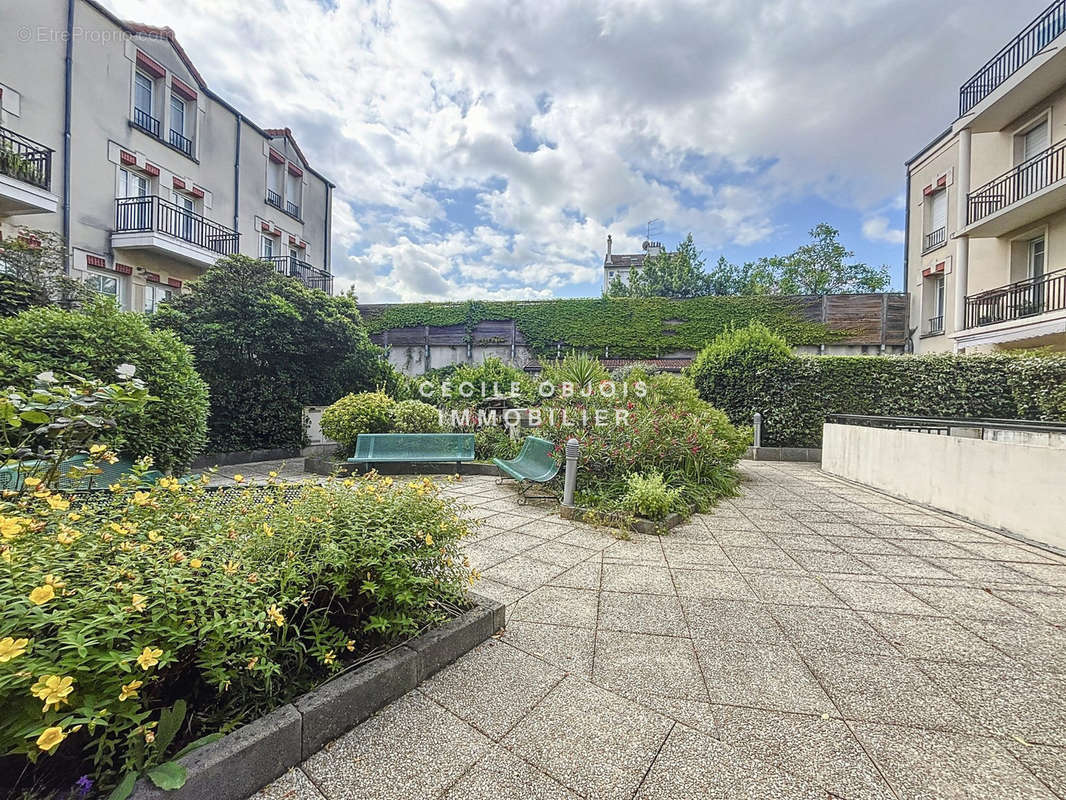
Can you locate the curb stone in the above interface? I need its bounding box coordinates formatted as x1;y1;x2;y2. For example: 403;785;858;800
130;593;503;800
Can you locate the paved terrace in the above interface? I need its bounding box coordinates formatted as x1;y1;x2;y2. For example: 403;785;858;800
242;461;1066;799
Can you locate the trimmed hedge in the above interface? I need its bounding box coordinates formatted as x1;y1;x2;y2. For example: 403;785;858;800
360;296;848;358
690;324;1066;447
0;299;208;472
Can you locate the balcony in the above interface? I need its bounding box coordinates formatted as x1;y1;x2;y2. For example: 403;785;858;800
285;200;301;219
964;140;1066;237
959;1;1066;131
266;189;283;209
927;315;944;335
964;268;1066;332
169;129;193;157
113;195;239;268
267;254;332;294
0;126;58;216
922;227;946;254
132;108;161;138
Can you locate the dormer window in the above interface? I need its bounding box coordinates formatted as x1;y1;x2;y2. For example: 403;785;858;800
133;71;159;136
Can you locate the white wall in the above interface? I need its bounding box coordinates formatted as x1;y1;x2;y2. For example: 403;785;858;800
822;423;1066;549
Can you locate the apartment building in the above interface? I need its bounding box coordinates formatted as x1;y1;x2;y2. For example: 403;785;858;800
602;235;664;294
0;0;334;312
906;2;1066;353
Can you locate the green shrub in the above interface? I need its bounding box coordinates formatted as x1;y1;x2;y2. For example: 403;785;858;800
0;472;475;794
473;426;519;461
541;351;610;391
621;471;681;520
0;274;48;317
0;299;208;473
320;391;394;452
415;356;537;409
152;256;394;454
1009;355;1066;420
390;399;442;433
688;322;1062;446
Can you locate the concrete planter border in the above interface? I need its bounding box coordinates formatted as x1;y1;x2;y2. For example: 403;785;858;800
190;447;302;469
304;456;502;477
745;446;822;463
560;503;692;535
130;593;503;800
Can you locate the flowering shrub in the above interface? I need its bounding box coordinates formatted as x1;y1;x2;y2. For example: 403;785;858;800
390;399;443;433
320;391;395;453
0;471;476;795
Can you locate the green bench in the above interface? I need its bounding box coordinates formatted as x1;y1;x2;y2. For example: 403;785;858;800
0;453;165;493
347;433;475;473
493;436;561;503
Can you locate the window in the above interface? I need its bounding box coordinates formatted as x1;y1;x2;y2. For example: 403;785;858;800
170;95;185;137
85;271;119;298
260;235;274;258
924;189;948;251
1028;235;1046;278
1022;120;1049;163
173;192;195;241
285;169;301;216
119;168;149;198
134;72;154;116
926;275;945;334
144;283;173;314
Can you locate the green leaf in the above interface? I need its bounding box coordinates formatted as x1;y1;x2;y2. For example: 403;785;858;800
154;699;187;756
19;409;51;424
107;772;137;800
147;761;187;789
170;731;224;760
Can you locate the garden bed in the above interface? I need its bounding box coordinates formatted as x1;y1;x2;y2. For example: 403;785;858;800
304;455;502;477
129;593;503;800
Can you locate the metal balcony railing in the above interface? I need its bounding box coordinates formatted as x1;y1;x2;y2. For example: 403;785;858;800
266;189;283;208
115;195;239;255
132;108;161;138
923;226;946;253
959;0;1066;116
285;200;301;218
967;139;1066;224
0;126;52;191
927;315;944;334
169;129;193;157
267;254;332;294
964;267;1066;329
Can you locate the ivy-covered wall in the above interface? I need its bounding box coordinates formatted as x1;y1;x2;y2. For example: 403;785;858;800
358;296;873;359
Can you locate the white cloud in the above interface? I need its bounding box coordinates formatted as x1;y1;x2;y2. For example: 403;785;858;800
862;215;905;245
99;0;1037;301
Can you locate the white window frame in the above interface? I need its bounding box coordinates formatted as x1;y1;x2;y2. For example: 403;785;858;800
134;71;154;118
1028;235;1046;279
169;94;186;138
260;235;274;258
144;283;174;314
1013;110;1052;165
118;168;149;199
85;270;123;306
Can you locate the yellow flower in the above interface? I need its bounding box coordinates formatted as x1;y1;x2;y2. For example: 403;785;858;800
131;491;151;506
46;496;70;511
44;575;66;588
148;530;162;542
108;483;122;492
144;730;156;744
89;444;108;454
67;512;82;521
118;680;142;701
130;594;147;612
0;636;29;662
136;646;163;671
232;474;244;483
345;639;356;652
0;516;24;539
223;561;239;575
23;476;42;488
30;675;74;711
109;522;129;536
36;726;66;751
189;558;203;569
322;650;336;666
56;527;79;546
261;523;274;537
268;471;278;478
266;605;285;628
28;585;55;605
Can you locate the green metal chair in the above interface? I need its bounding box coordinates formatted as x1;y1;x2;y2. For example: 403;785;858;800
493;436;561;503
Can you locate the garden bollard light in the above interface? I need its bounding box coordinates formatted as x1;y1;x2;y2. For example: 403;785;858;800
562;437;579;507
753;413;762;449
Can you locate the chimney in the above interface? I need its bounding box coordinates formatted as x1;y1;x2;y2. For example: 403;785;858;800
606;234;613;263
643;240;663;256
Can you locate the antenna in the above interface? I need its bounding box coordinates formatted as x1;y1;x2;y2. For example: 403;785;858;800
645;218;662;242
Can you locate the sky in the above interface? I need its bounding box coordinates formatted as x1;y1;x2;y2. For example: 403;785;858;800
102;0;1050;302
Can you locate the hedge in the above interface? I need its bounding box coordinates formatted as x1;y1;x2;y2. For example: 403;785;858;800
690;324;1066;447
0;299;208;472
0;274;48;317
359;296;848;358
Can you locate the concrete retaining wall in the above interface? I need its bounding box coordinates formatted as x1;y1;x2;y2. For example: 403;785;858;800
822;423;1066;550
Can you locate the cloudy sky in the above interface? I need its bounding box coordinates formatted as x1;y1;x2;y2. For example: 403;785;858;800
103;0;1048;302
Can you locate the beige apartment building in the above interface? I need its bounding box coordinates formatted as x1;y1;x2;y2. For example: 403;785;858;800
907;2;1066;353
0;0;334;311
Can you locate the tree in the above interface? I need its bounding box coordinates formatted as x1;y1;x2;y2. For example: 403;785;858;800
708;224;891;296
151;255;396;452
0;228;90;313
607;234;714;298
